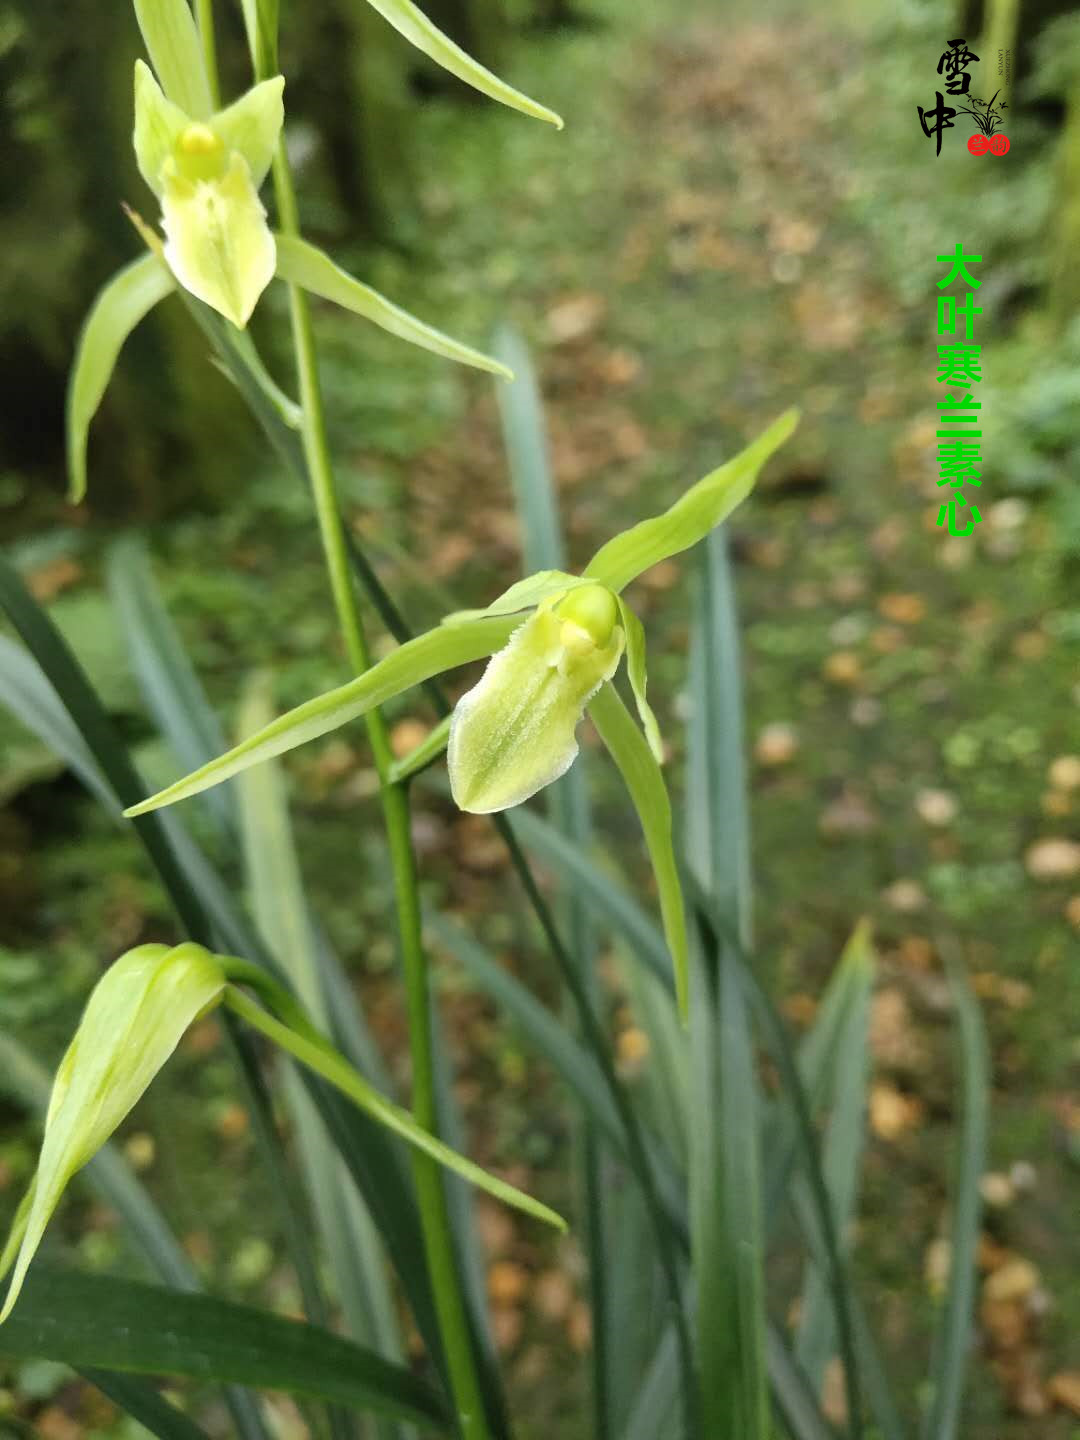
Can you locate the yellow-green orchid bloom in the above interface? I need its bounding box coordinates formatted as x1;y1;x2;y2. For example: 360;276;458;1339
66;0;520;503
134;60;283;328
122;411;798;1018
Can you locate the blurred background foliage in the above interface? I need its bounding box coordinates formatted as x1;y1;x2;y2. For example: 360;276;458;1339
1;0;1079;1435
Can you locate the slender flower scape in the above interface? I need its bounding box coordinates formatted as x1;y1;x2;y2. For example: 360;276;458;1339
123;410;799;1018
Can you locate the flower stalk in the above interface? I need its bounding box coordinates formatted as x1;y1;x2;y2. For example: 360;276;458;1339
264;68;496;1440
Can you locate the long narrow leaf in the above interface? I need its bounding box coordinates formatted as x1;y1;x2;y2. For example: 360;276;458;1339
687;528;751;943
274;234;512;378
583;410;798;595
81;1370;212;1440
795;955;873;1395
428;916;623;1149
587;681;688;1020
508;808;671;989
921;959;989;1440
358;0;562;127
67;254;175;502
124;614;517;816
226;986;567;1234
0;1269;450;1431
108;536;233;831
0;1031;266;1440
0;549;447;1379
238;678;407;1431
0;636;117;812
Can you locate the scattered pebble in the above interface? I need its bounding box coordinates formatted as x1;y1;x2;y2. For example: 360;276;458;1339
1049;755;1080;791
924;1237;950;1296
881;875;927;910
878;592;925;624
915;788;958;827
754;721;799;766
984;1258;1041;1305
1025;839;1080;880
488;1260;529;1307
823;650;860;685
533;1269;574;1323
979;1172;1014;1209
1048;1371;1080;1416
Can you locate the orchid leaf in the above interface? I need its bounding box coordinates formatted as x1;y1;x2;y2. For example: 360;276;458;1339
218;328;302;429
273;233;511;377
124;614;517;816
0;1268;449;1430
225;987;567;1233
360;0;562;128
615;596;662;762
67;254;176;502
238;0;280;79
441;569;582;625
583;408;799;593
587;681;688;1022
133;0;214;119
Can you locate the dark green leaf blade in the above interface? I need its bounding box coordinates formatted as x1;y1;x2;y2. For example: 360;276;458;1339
921;958;989;1440
0;1269;449;1431
82;1370;212;1440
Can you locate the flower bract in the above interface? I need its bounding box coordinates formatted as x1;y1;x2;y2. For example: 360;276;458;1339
0;943;226;1322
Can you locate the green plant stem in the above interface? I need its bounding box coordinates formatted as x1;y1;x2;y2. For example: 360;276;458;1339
194;0;220;110
269;147;492;1440
337;537;698;1431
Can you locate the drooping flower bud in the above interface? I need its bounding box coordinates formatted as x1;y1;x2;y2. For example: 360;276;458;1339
132;61;284;327
448;583;624;814
0;943;226;1322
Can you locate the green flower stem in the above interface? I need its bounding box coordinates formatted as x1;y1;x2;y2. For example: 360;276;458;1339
340;532;700;1430
193;0;220;111
269;145;493;1440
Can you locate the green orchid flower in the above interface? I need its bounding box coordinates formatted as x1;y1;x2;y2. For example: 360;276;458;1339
0;940;565;1322
67;0;530;504
134;59;284;329
122;410;798;1019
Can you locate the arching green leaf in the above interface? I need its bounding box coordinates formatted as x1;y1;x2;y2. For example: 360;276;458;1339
359;0;562;127
67;255;175;502
124;614;517;816
274;233;511;377
584;409;799;593
587;682;688;1022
